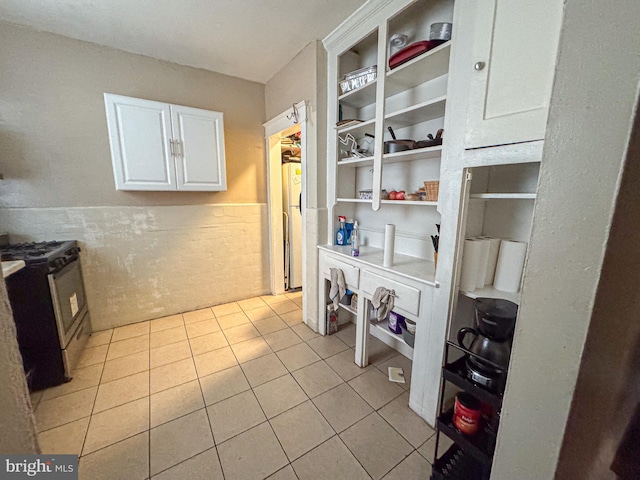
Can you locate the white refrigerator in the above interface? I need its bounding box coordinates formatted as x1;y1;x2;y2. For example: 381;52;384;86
282;162;302;290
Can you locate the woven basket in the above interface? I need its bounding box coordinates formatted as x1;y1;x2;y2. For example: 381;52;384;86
424;181;440;201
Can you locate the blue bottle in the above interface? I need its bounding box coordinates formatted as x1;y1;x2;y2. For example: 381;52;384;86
336;216;347;245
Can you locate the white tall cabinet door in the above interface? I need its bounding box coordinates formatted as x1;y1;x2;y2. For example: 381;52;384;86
171;106;227;191
464;0;563;149
104;94;175;191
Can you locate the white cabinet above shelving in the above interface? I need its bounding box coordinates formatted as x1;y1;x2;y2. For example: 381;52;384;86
464;0;562;149
104;94;227;192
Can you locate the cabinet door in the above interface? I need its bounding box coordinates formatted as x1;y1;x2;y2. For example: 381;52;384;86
171;106;227;191
104;94;176;191
464;0;563;149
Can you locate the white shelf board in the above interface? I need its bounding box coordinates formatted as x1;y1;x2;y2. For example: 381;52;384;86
385;96;447;129
338;155;375;167
382;145;443;164
336;198;373;204
339;79;377;109
318;245;437;286
469;193;536;200
380;200;438;206
337;303;357;316
338;118;375;135
385;42;451;97
370;319;413;360
459;286;520;305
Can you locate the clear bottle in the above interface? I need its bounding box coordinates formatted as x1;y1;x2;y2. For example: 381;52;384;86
335;216;347;245
345;219;354;245
351;220;360;257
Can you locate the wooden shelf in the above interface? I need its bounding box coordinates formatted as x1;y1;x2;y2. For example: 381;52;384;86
336;198;373;204
339;79;377;108
337;146;443;168
380;200;438;206
386;42;451;97
337;118;375;136
370;318;414;359
469;193;536;200
383;145;442;164
337;302;357;316
385;96;447;129
459;286;520;305
337;155;375;167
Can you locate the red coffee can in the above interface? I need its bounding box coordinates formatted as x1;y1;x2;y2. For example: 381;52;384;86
453;392;481;435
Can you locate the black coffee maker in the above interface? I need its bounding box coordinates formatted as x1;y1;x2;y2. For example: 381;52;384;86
457;298;518;393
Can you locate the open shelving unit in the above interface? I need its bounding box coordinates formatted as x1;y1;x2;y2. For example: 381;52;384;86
385;41;451;96
339;79;378;109
370;317;414;359
432;161;541;478
329;0;452;239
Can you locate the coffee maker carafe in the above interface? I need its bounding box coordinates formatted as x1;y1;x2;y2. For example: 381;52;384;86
457;298;518;392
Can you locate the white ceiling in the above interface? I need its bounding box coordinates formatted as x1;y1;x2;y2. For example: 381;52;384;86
0;0;367;84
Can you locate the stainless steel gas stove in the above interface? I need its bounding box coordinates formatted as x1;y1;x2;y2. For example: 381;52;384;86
1;240;92;390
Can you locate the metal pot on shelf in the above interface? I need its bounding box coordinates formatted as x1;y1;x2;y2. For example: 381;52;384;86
384;126;414;153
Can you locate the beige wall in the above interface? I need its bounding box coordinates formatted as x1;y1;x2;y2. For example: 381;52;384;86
0;21;266;208
0;22;271;329
265;41;328;331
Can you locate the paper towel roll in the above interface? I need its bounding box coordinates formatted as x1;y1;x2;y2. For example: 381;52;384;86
460;239;483;292
481;237;502;286
474;238;491;289
493;240;528;292
383;224;396;267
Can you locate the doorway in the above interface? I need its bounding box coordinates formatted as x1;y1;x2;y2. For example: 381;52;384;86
264;102;308;309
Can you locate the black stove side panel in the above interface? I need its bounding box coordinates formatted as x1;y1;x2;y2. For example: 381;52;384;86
5;264;67;390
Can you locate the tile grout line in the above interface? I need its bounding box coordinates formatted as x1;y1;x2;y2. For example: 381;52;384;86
219;317;287;477
75;328;111;462
185;307;228;480
224;310;299;477
299;336;415;478
147;317;153;479
283;355;377;478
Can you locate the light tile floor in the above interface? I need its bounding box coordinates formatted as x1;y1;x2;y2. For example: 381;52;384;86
31;291;445;479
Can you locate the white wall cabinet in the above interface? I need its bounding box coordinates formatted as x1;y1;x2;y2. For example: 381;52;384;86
464;0;562;149
104;94;227;191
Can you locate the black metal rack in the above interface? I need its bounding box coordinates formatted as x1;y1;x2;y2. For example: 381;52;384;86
431;444;490;480
430;341;504;480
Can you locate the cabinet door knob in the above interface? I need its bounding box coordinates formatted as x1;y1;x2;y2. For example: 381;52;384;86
474;61;486;71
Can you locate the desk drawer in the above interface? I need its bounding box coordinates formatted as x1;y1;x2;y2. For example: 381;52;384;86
320;255;360;289
360;271;421;317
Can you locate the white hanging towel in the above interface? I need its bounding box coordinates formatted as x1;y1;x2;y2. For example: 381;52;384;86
371;287;396;321
329;268;346;309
